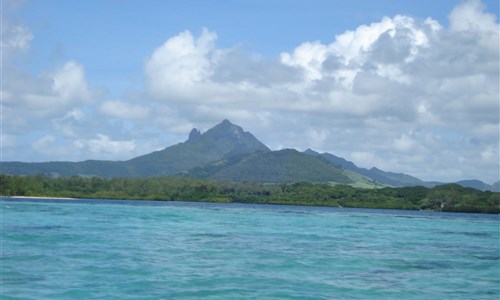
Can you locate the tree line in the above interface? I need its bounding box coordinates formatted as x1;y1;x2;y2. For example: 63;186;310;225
1;174;499;213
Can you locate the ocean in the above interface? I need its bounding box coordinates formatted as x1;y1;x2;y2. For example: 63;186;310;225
1;198;499;299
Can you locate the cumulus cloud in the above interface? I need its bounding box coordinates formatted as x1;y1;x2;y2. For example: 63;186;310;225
3;61;93;127
1;133;17;148
145;28;302;107
74;134;137;157
449;0;498;32
145;28;222;101
100;101;151;120
51;61;91;101
1;23;33;53
31;135;57;154
27;133;144;161
1;15;33;61
143;13;448;119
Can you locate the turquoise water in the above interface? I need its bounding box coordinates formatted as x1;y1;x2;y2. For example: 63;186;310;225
1;198;499;299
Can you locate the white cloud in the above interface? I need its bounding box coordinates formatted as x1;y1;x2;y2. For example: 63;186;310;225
52;61;91;101
392;134;417;153
480;146;496;163
1;24;33;52
449;0;498;33
1;20;33;59
51;108;86;137
145;28;223;100
74;134;137;157
32;135;57;154
350;151;376;169
280;41;328;81
1;133;17;148
3;61;93;126
306;129;330;151
143;13;448;120
100;101;151;120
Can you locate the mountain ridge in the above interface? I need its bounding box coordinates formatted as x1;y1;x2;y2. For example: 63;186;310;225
1;120;498;190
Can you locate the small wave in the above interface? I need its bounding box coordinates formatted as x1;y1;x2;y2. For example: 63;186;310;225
474;255;500;261
190;233;230;238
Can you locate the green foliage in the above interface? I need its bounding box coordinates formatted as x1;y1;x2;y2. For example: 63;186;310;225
2;175;499;214
211;149;353;184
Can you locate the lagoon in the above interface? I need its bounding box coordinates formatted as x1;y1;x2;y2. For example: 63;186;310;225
1;198;499;299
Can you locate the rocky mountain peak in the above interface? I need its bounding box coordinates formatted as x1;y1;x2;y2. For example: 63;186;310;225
188;128;202;142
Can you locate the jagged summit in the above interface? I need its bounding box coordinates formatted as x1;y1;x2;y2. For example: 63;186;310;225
204;120;268;155
304;148;320;156
206;119;242;134
122;119;270;176
188;128;202;142
184;119;269;154
220;118;232;125
206;119;245;135
202;119;267;148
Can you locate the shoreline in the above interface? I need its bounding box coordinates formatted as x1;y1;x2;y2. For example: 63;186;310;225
3;196;78;200
1;195;498;215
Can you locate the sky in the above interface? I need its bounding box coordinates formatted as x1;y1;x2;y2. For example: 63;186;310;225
2;0;499;184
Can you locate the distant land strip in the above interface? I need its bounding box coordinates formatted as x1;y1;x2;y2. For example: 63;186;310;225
1;175;499;214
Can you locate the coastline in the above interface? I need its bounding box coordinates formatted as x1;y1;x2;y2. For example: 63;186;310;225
3;196;78;200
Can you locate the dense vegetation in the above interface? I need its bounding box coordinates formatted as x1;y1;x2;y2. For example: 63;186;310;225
2;175;499;213
194;149;353;184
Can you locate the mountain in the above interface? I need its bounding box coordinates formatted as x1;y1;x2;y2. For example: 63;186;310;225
367;167;428;187
304;149;429;187
1;119;270;178
455;180;500;192
125;119;270;177
303;149;500;190
2;120;496;189
493;181;500;192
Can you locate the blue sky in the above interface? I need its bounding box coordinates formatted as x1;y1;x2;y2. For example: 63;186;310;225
2;0;499;184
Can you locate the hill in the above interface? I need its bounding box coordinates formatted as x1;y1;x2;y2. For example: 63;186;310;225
191;149;353;183
454;180;500;192
304;149;429;187
304;149;498;191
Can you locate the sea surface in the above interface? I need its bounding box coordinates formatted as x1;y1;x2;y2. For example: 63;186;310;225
1;198;499;299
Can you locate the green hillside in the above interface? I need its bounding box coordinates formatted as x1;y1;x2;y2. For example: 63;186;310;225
305;149;429;187
210;149;353;183
125;119;270;177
